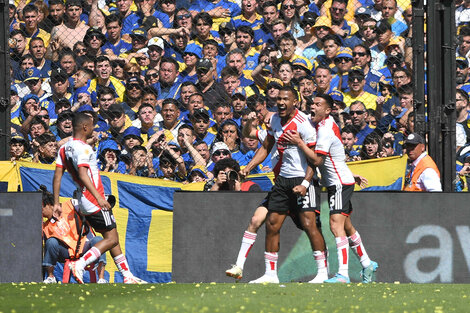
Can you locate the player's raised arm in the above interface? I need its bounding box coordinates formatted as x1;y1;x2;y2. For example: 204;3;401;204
241;135;275;177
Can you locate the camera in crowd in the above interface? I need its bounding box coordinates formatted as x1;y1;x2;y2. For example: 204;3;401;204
226;170;239;182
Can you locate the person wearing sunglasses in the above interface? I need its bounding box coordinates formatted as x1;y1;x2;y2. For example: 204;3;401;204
333;47;354;92
343;67;377;111
280;0;303;38
343;7;373;49
121;77;144;121
22;67;49;103
351;44;382;96
328;0;357;39
218;22;237;55
348;100;374;149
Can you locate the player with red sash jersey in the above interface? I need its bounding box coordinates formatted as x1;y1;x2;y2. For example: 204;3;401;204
283;94;378;283
239;86;327;284
53;112;146;284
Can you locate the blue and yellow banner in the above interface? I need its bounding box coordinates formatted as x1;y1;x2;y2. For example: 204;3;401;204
16;161;204;283
349;156;407;191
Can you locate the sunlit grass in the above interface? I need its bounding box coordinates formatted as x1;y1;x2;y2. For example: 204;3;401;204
1;282;467;313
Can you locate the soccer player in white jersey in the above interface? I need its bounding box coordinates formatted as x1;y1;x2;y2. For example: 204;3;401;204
52;112;146;284
284;94;378;283
226;111;326;283
239;86;328;284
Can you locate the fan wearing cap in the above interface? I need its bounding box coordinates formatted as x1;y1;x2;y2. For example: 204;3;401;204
195;58;231;110
52;110;74;146
295;12;318;54
47;0;89;52
343;67;377;110
342;7;372;49
87;56;126;104
206;141;232;173
120;77;145;121
189;107;217;146
10;133;32;162
403;133;442;192
120;126;145;164
187;165;208;183
219;22;237;55
333;47;354;91
119;28;149;63
457;57;470;87
300;16;332;65
40;68;73;121
23;67;50;102
101;14;133;58
84;26;107;57
180;47;200;84
97;139;127;174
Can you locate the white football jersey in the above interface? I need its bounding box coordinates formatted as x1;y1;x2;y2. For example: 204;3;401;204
56;138;105;214
314;115;355;186
268;109;316;178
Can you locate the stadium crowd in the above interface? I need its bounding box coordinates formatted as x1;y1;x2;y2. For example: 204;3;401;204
6;0;470;189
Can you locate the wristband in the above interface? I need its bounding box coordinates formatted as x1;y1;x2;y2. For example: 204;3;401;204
301;180;310;189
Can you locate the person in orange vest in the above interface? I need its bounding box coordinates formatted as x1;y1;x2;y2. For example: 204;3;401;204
41;186;107;283
403;133;442;192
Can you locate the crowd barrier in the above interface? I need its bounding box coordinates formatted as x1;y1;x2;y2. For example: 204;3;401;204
0;156;407;282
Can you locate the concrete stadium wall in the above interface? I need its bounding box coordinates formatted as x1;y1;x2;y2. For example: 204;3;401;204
173;192;470;283
0;192;42;283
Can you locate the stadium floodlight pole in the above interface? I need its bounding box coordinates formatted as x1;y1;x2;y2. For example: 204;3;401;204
0;0;11;160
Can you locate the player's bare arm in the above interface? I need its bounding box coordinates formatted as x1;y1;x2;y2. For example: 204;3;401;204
292;162;315;197
240;135;274;177
283;130;325;166
242;112;258;139
77;166;111;210
52;166;65;218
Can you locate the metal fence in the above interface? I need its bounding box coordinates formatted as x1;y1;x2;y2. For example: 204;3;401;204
0;0;460;189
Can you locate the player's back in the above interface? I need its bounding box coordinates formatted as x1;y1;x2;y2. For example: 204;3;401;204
314;116;355;187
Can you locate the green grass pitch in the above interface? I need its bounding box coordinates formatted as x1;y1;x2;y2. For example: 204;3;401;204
0;283;468;313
